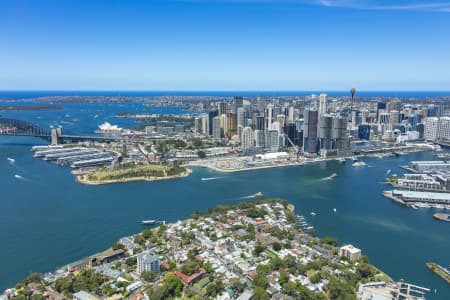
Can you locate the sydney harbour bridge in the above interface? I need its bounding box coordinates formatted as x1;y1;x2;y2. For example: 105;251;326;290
0;117;154;145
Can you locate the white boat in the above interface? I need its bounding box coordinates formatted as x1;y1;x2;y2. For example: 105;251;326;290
352;161;367;167
310;212;317;216
333;208;337;213
7;157;15;163
14;174;24;180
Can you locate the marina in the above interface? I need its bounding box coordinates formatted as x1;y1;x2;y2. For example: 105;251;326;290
295;214;314;231
32;146;119;169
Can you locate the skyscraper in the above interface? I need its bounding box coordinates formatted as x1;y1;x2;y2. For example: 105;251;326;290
319;114;333;151
303;109;319;154
319;93;328;116
241;126;254;150
265;104;274;131
256;116;265;131
208;110;218;136
218;101;228;115
213;116;221;139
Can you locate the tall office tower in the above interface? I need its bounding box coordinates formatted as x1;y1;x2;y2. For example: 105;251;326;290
288;106;295;123
389;110;400;126
234;96;244;108
425;117;439;141
254;130;265;148
378;112;390;124
310;94;319;110
351;111;362;127
271;121;282;135
218;101;228;115
358;124;371;140
265;104;274;130
408;114;419;130
265;130;279;151
194;117;202;134
376;101;386;122
256;116;265;131
276;114;286;133
438;117;450;141
387;98;402;112
201;115;209;135
416;123;425;140
319;93;328;116
212;116;221;139
333;117;349;157
237;125;244;142
361;109;369;124
208;110;219;136
220;114;227;137
256;96;265;112
237;107;246;128
303;109;319;154
319;115;334;151
241;126;254;150
226;113;237;138
427;105;443;117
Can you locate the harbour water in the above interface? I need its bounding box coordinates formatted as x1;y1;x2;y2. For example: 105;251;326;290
0;101;449;298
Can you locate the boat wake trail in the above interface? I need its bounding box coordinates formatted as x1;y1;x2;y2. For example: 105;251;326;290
14;174;25;180
201;177;223;181
239;195;256;199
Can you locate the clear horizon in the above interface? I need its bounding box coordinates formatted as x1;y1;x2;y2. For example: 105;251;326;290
1;0;450;90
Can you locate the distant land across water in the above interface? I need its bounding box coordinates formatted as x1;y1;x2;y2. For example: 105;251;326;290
1;90;450;99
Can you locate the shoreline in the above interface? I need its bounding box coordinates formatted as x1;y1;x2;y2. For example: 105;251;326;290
76;168;192;185
189;149;426;174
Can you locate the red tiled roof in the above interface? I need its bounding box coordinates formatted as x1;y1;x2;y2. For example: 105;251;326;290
174;268;206;285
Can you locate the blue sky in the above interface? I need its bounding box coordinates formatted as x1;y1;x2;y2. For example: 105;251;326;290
0;0;449;91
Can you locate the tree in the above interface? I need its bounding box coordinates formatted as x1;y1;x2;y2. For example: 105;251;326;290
253;274;269;289
197;150;206;158
112;242;125;250
126;257;137;266
253;286;270;300
321;236;338;246
253;243;266;256
272;242;282;251
230;279;245;293
278;269;289;285
180;261;200;276
283;281;297;296
140;271;155;281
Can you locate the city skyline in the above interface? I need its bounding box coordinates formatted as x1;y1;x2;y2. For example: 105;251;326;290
1;0;450;90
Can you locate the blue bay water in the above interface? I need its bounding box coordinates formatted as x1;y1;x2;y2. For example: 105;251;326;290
0;100;449;299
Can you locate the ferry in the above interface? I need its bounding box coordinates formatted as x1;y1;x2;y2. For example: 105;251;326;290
433;213;450;222
329;173;338;179
140;220;157;225
352;161;367;167
253;192;263;197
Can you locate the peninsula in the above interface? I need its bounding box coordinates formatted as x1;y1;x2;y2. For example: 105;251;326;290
3;199;429;300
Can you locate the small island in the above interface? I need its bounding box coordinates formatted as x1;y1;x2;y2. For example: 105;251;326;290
77;164;191;185
3;199;429;300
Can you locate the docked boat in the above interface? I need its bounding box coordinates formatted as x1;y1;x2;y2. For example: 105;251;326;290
140;220;156;225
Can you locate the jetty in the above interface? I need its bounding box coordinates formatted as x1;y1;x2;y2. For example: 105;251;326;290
140;220;165;226
426;262;450;284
